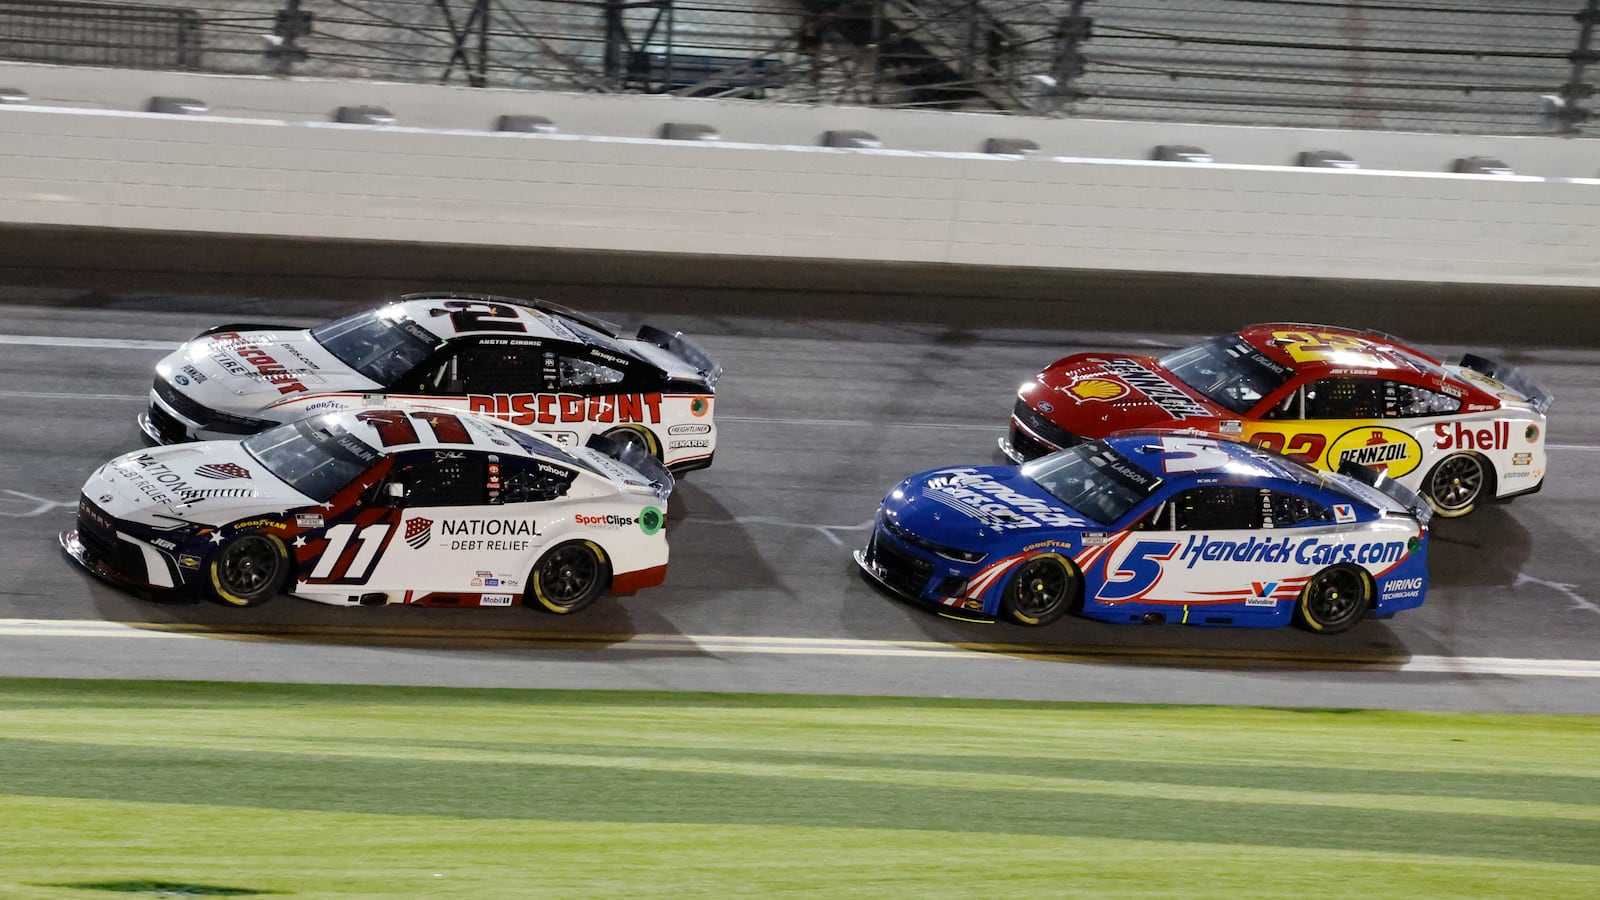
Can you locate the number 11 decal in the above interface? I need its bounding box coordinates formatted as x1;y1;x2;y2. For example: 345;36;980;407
307;523;393;582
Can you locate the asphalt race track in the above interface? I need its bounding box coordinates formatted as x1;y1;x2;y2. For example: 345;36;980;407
3;232;1598;713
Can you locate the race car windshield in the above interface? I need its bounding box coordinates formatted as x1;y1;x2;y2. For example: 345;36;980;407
243;418;381;503
1159;335;1292;415
311;307;442;386
1022;441;1163;526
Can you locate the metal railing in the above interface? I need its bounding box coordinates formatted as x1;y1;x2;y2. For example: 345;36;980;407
0;0;202;70
0;0;1592;135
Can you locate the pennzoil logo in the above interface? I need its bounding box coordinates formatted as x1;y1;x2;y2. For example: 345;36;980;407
1062;377;1130;404
1329;427;1423;478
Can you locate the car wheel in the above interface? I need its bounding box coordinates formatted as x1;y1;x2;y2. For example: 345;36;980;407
1423;452;1491;518
1295;564;1371;635
1000;554;1081;627
208;533;288;608
604;424;660;459
527;540;610;614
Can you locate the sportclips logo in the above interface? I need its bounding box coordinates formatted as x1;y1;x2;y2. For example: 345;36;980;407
575;507;665;535
209;333;308;395
469;393;662;427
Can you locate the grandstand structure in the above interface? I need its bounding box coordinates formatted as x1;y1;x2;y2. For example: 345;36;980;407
0;0;1594;134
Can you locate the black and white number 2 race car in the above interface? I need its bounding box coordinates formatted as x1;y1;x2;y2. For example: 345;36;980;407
66;404;674;613
140;293;722;474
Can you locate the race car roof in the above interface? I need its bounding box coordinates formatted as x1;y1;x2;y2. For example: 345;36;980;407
317;405;571;461
391;293;628;349
1237;323;1448;379
1100;431;1326;488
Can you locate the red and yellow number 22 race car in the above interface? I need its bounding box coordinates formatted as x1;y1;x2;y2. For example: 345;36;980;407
1003;324;1551;517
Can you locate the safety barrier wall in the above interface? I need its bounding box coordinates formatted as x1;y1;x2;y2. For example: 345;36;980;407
1;67;1597;287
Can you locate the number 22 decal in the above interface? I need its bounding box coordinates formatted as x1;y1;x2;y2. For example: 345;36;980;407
1250;431;1327;465
307;523;393;583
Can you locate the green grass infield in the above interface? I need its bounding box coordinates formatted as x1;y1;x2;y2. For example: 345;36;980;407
1;678;1597;898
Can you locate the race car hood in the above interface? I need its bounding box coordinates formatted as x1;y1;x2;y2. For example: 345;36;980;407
80;441;314;528
161;329;379;407
882;465;1090;546
1023;353;1228;434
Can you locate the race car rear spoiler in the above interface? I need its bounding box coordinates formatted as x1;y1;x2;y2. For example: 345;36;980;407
1337;460;1433;527
1460;353;1553;414
636;324;723;387
585;433;675;502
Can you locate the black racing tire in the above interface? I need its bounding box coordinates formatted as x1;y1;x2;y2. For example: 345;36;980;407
1294;564;1372;635
604;425;661;460
208;533;288;608
527;540;611;615
1423;452;1492;518
999;554;1081;627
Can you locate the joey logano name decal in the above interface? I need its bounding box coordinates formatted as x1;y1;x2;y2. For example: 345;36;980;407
1178;534;1408;569
209;333;308;395
921;469;1084;531
1098;358;1211;419
469;393;663;427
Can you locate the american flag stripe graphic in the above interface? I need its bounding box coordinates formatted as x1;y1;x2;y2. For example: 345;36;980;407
405;517;433;549
195;462;251;480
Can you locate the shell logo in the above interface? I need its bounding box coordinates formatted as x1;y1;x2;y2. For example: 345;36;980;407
1329;426;1424;478
1064;377;1129;403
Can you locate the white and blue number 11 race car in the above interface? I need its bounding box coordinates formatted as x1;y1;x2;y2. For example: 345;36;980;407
65;404;673;613
857;432;1431;634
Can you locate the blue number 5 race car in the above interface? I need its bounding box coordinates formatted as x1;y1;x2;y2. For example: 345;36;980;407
856;432;1431;634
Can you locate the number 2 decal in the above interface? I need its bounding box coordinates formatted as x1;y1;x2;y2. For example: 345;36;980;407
307;523;393;583
429;300;526;334
1270;330;1365;363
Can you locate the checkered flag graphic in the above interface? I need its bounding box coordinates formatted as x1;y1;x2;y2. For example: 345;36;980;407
405;517;433;549
195;463;251;480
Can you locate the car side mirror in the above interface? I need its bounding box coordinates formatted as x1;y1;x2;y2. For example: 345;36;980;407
386;482;407;504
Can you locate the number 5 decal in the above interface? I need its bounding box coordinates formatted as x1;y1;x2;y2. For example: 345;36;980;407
1159;436;1230;474
1096;539;1179;602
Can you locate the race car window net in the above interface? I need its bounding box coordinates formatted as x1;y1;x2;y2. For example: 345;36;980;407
1160;335;1292;415
1021;441;1161;526
310;308;442;386
243;419;380;503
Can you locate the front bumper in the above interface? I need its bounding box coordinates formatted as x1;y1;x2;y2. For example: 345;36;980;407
854;527;994;622
61;496;206;596
142;380;279;445
60;528;196;598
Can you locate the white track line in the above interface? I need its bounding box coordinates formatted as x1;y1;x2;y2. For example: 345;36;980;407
0;335;178;350
1;619;1598;678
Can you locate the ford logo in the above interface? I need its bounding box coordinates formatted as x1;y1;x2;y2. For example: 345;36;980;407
174;375;190;386
1037;401;1054;413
